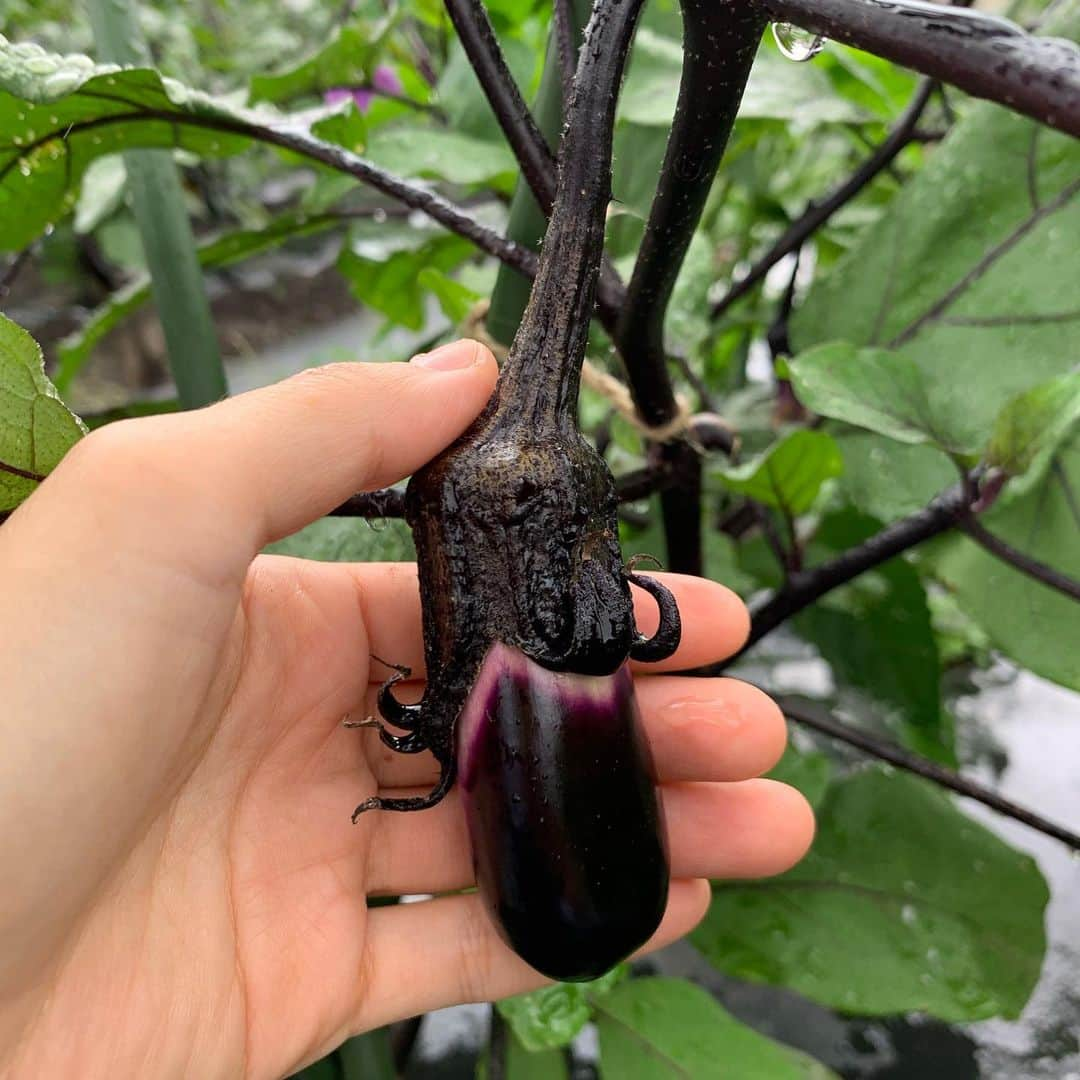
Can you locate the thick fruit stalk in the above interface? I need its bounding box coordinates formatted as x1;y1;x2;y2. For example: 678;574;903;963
352;0;680;980
458;645;668;981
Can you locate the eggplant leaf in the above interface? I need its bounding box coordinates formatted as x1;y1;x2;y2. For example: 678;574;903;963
693;766;1049;1021
594;977;837;1078
0;313;85;512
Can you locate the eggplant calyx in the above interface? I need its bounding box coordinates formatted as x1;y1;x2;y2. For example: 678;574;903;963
627;570;682;662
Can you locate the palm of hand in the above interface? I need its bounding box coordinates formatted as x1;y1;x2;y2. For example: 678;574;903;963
1;359;811;1080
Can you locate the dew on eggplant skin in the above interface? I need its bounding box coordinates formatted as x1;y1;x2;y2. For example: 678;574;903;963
772;23;827;62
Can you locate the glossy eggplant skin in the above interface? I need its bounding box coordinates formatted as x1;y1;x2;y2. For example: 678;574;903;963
458;645;668;982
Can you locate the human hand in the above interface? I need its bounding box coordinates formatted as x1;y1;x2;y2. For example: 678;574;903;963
0;340;814;1079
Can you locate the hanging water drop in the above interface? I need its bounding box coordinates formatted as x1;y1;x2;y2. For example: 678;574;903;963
772;23;826;62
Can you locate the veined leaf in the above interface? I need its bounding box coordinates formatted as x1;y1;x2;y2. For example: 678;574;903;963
718;429;843;516
0;313;85;512
693;766;1049;1021
337;233;474;330
594;977;837;1078
792;17;1080;457
986;369;1080;488
0;36;257;251
930;435;1080;691
788;343;965;452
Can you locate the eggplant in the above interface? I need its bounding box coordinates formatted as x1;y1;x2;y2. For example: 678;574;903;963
458;645;668;981
351;0;683;981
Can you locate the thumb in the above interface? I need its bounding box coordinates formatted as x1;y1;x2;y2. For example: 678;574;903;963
211;339;499;545
53;339;498;555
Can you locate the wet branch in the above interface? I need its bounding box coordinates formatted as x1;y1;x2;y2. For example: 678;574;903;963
616;1;767;576
443;0;557;212
744;482;970;651
780;697;1080;850
553;0;580;105
751;0;1080;138
711;78;937;321
2;106;584;320
961;517;1080;603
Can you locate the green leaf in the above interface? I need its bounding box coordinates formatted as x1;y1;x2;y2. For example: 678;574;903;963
792;64;1080;454
766;746;833;812
337;233;474;330
264;517;415;562
417;266;480;324
718;430;843;515
693;767;1049;1021
795;510;950;762
475;1028;569;1080
788;344;958;451
0;38;254;251
73;153;126;233
986;369;1080;486
0;313;85;512
497;967;626;1053
930;435;1080;691
365;125;517;189
55;209;344;392
835;431;956;523
249;21;390;105
594;977;836;1078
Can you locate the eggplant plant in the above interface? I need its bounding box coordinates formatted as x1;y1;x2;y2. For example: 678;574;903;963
2;0;1080;1073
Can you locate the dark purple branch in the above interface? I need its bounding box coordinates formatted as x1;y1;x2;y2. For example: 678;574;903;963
443;0;557;213
553;0;579;107
780;697;1080;850
3;105;574;316
711;78;936;321
619;1;765;425
745;482;969;649
615;1;766;577
961;517;1080;603
751;0;1080;138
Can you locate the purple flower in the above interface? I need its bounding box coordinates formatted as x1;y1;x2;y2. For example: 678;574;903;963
323;65;403;114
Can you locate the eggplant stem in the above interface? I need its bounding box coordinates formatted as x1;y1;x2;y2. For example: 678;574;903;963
352;759;457;821
378;677;423;731
627;571;683;662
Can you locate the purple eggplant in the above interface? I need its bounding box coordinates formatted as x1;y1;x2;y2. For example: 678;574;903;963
458;645;668;981
350;0;683;981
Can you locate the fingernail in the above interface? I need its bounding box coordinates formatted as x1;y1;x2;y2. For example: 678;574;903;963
411;340;481;372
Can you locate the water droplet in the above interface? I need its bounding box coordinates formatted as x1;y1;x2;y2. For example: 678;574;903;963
772;23;826;62
372;208;388;224
901;903;918;926
18;161;31;177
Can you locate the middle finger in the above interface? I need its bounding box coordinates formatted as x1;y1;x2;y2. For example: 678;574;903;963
358;675;787;788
